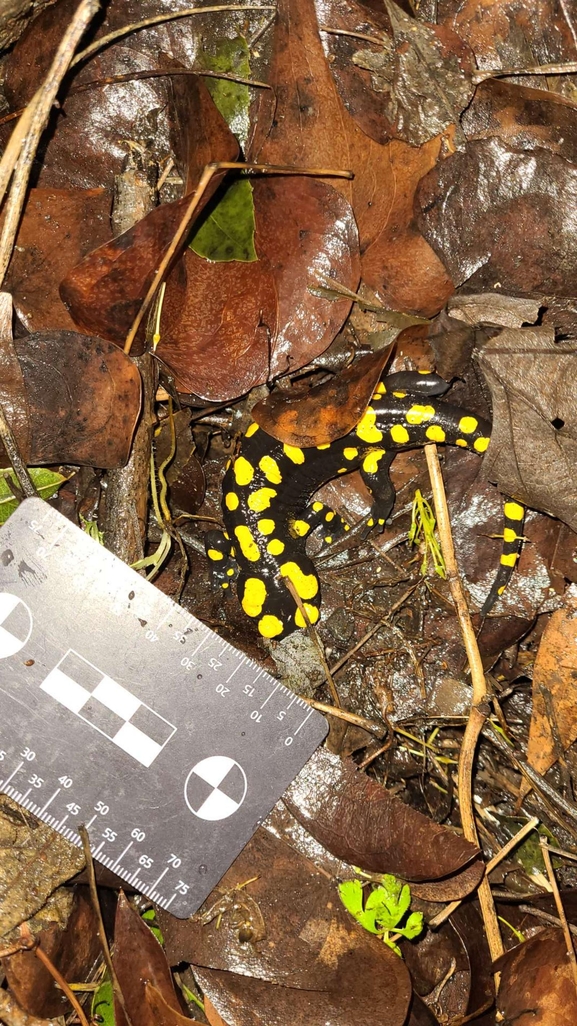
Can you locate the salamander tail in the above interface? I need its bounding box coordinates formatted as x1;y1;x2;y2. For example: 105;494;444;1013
479;499;525;619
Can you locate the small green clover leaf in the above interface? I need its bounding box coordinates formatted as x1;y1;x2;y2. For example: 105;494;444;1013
338;874;424;956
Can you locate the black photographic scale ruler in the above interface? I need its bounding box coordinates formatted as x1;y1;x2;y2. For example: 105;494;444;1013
0;499;327;918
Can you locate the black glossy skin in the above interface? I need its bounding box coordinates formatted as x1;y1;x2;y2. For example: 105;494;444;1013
206;372;524;640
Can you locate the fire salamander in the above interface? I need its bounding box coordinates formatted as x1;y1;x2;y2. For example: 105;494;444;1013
205;371;525;640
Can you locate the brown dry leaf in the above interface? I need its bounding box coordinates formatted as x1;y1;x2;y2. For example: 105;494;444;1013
283;748;479;882
159;176;359;399
60;74;239;353
113;893;189;1026
416;137;577;297
477;327;577;532
3;188;112;334
316;0;474;146
7;332;141;468
158;828;411;1025
462;79;577;163
525;587;577;785
205;997;229;1026
252;348;390;445
410;858;485;902
2;890;100;1018
495;927;577;1026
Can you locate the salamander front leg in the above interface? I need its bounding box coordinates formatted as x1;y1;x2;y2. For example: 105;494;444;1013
204;529;238;591
359;451;396;535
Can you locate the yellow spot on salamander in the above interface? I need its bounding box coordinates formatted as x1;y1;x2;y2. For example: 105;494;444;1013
374;382;386;395
426;425;446;443
207;549;224;561
280;561;319;600
291;519;310;537
325;511;335;522
367;517;374;528
337;467;347;474
245;422;259;437
234;525;260;562
474;437;490;453
312;501;324;511
504;501;524;521
283;444;305;464
459;415;478;434
324;536;332;544
234;456;255;486
258;614;284;638
392;391;407;398
503;528;521;544
295;603;320;628
501;552;519;567
247;487;277;512
362;449;386;475
267;538;285;556
406;404;435;425
498;585;506;595
390;424;409;444
257;518;275;535
221;582;229;589
343;447;359;460
316;443;331;450
259;455;282;484
418;369;432;374
455;438;468;447
226;567;235;576
225;492;239;511
242;578;267;617
356;408;383;443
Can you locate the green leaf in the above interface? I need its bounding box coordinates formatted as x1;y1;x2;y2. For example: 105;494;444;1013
400;911;424;940
189;36;256;263
142;907;164;945
189;177;257;262
0;468;68;525
92;978;115;1026
338;879;365;919
395;883;412;921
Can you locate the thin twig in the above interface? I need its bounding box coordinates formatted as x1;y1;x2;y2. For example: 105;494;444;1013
473;61;577;83
328;583;419;676
540;837;577;990
0;406;37;497
71;5;277;68
428;816;539;929
424;443;504;966
123;159;353;355
34;942;90;1026
79;825;134;1026
518;905;577;939
70;67;272;95
301;697;385;735
318;25;386;45
0;0;100;286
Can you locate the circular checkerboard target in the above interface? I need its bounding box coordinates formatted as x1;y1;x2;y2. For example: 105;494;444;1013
0;592;32;658
184;756;247;820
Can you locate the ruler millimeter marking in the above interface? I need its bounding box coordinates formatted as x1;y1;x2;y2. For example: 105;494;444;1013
0;499;327;917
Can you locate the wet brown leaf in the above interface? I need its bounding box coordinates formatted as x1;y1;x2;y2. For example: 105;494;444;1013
525;588;577;788
159;176;359;400
2;890;100;1018
283;748;479;882
113;892;188;1026
316;0;474;146
410;858;485;902
495;927;577;1026
159;828;411;1026
7;332;141;468
477;327;577;532
252;348;390;445
4;188;112;334
416;137;577;297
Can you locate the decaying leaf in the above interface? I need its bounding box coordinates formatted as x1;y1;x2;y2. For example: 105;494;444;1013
477;327;577;532
416;137;577;297
447;292;541;329
283;748;479;882
7;332;142;469
525;585;577;788
252;348;391;445
158;828;411;1025
495;927;577;1026
317;0;474;146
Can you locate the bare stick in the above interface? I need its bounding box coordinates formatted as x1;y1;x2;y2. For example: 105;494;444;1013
541;837;577;990
0;0;100;286
79;825;134;1026
424;443;504;966
123;159;353;355
301;697;385;735
34;943;90;1026
71;5;277;68
429;816;540;929
473;61;577;83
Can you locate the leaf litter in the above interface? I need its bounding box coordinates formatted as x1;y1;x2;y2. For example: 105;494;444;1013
1;0;577;1024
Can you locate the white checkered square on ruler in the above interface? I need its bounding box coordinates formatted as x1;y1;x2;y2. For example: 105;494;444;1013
40;649;176;767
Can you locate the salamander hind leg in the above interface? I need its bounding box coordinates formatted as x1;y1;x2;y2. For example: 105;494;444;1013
237;554;321;640
358;450;396;535
289;501;350;549
205;529;238;591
